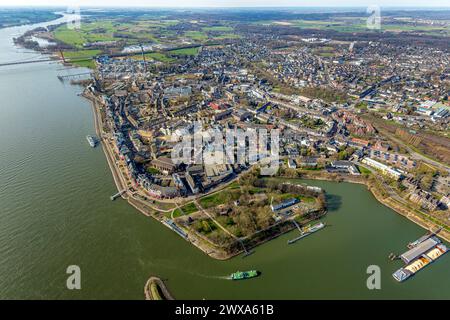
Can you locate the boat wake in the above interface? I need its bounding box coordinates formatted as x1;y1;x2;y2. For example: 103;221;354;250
142;259;231;279
187;273;230;280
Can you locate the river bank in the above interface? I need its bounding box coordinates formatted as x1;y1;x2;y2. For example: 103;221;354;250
144;276;174;300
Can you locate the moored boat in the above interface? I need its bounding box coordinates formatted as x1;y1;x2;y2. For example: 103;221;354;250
288;222;325;244
230;270;259;280
86;135;97;147
392;238;448;282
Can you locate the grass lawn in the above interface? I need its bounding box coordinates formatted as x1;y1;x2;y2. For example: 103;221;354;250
148;53;175;62
146;167;161;175
248;187;265;194
53;23;116;48
194;218;218;234
227;181;240;189
299;195;316;203
53;26;86;47
357;165;372;175
63;49;101;59
173;202;198;217
381;24;450;35
271;192;315;204
199;190;239;208
154;201;176;211
53;21;144;48
71;59;96;69
62;49;101;69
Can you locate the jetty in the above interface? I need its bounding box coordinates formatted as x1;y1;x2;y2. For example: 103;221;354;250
239;239;254;257
110;189;126;201
57;72;93;82
407;227;443;249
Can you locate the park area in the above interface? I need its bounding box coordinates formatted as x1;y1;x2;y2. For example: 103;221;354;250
171;171;326;250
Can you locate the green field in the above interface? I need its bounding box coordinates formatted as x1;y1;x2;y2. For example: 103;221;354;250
52;19;210;49
53;26;86;47
199;191;238;208
184;31;208;41
52;15;449;52
53;23;116;48
173;202;198;217
261;18;450;35
63;49;101;59
202;26;234;32
61;49;101;68
71;60;96;68
169;47;200;56
131;52;175;63
382;24;450;36
227;181;240;189
53;20;155;48
149;52;175;62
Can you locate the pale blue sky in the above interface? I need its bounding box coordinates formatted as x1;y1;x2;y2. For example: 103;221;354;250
3;0;449;8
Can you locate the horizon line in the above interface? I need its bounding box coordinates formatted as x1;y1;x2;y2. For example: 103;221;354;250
2;5;450;9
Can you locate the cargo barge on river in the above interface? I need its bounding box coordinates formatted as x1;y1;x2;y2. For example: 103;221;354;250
392;232;448;282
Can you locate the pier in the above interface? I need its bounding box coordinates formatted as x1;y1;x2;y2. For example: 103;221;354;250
110;189;126;201
407;227;443;249
287;220;304;244
0;58;54;67
292;220;303;233
162;219;188;238
288;221;325;244
239;239;254;257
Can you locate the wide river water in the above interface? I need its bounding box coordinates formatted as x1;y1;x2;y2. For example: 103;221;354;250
0;17;449;300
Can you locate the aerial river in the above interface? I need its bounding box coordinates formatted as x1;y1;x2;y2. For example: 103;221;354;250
0;16;448;300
